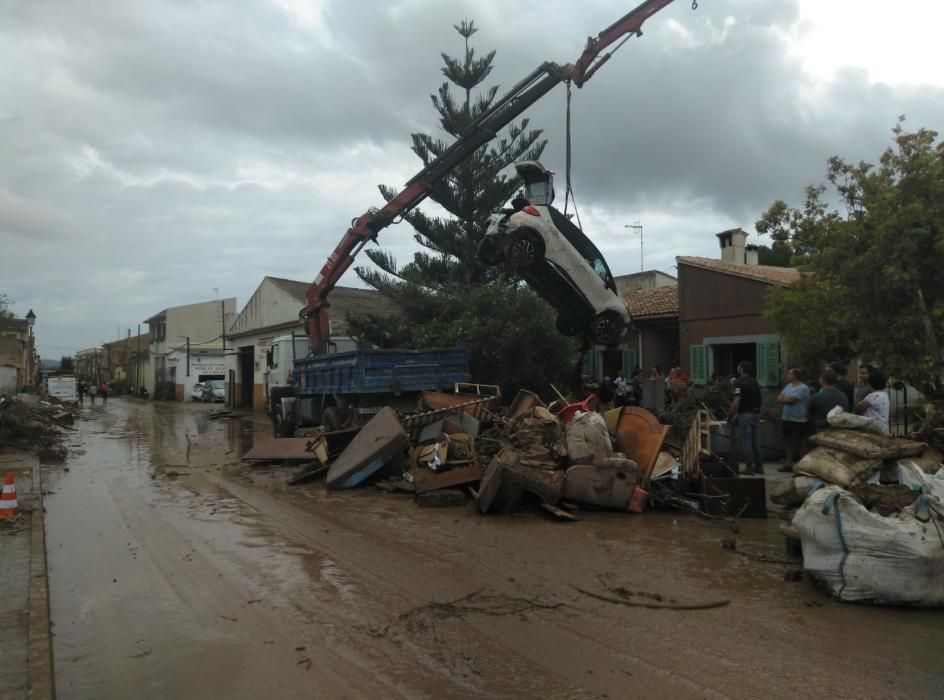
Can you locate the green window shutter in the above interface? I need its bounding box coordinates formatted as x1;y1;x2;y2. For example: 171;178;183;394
690;345;707;384
621;348;637;375
582;349;599;379
756;342;781;387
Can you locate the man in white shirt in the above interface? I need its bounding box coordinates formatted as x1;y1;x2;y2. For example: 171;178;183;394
856;369;890;431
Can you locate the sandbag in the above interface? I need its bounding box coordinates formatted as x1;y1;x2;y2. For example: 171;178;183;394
826;405;888;435
793;485;944;606
565;411;613;465
809;429;926;460
771;475;820;507
795;447;882;488
906;446;944;474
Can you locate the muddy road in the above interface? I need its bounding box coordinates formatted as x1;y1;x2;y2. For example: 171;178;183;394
43;399;943;699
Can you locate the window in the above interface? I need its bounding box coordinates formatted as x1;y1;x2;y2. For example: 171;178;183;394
690;345;708;384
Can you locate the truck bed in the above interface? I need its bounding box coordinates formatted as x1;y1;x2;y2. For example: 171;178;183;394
293;346;470;397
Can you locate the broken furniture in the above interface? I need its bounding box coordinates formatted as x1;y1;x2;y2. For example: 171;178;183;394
326;407;409;489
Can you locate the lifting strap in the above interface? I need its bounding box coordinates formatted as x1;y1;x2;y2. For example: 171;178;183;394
563;81;584;232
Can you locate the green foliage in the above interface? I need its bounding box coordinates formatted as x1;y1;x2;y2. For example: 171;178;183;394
351;19;573;392
757;119;944;393
357;19;546;290
0;293;13;320
753;242;792;266
348;282;576;396
59;356;75;372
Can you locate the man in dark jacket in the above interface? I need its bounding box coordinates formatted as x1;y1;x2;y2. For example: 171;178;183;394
809;368;849;431
729;361;763;475
829;361;854;408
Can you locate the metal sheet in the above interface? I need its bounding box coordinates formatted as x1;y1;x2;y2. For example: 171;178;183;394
612;407;669;479
326;407;409;489
243;438;316;461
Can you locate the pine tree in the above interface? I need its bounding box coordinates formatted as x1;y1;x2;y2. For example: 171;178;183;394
348;20;577;393
356;19;546;291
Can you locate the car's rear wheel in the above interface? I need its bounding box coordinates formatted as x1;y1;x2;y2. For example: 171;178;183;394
590;312;626;346
477;236;504;267
504;229;545;274
555;314;581;337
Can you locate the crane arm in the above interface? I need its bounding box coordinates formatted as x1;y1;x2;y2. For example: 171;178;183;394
303;0;692;352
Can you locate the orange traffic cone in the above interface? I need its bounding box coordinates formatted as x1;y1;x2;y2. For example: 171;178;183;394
0;472;18;519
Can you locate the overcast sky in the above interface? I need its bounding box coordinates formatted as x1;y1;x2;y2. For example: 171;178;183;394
2;0;943;360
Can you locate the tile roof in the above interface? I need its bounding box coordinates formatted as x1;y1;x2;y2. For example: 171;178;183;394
676;256;801;286
623;285;679;318
267;276;398;317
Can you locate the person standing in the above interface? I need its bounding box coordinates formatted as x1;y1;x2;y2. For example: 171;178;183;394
808;368;848;432
598;376;615;412
88;382;98;405
729;361;764;475
613;369;629;407
855;364;874;403
829;362;854;408
100;382;109;404
856;370;890;432
77;381;85;406
777;368;810;472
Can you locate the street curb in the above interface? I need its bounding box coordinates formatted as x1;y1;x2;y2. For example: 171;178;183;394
27;461;55;700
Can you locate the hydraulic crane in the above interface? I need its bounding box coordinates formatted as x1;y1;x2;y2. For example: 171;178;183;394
302;0;699;352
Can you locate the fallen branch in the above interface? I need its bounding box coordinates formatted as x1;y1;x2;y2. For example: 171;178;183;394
571;585;730;611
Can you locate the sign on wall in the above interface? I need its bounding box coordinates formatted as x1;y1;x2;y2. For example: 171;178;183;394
191;359;225;374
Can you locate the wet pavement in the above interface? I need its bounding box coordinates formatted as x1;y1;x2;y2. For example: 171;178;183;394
43;398;944;699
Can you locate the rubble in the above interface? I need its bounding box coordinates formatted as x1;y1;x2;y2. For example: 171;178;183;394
0;396;76;459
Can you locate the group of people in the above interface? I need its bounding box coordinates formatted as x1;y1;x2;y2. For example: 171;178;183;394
77;381;109;406
731;359;890;476
776;362;889;472
589;366;691;412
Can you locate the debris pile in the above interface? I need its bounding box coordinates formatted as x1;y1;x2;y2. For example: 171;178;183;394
277;388;673;520
0;396;76;459
775;409;944;606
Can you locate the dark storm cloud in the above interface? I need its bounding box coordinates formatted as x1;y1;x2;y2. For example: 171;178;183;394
1;0;942;357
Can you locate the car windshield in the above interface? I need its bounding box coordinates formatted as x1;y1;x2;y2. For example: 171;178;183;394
207;380;224;390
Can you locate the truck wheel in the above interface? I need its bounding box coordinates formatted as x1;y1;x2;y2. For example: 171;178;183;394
273;404;294;437
505;229;545;274
590;312;626;346
321;406;343;431
270;387;296;437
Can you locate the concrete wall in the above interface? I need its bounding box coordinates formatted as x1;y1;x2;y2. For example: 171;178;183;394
146;298;236;395
614;270;677;298
678;264;781;378
0;366;18;394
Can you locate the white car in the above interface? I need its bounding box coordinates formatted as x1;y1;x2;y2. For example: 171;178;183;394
190;383;205;401
478;161;630;345
201;379;225;403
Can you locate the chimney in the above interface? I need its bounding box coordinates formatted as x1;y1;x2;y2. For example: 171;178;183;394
716;228;748;264
745;246;759;266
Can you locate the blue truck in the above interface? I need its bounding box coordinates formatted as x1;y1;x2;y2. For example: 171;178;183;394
268;338;470;436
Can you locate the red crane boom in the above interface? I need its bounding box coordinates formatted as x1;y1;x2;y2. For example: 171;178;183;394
303;0;696;352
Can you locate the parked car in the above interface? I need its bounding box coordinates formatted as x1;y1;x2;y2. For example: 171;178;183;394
201;379;225;403
478;161;630;345
190;383;205;402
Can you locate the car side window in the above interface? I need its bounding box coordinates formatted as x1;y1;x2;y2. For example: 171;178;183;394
593;258;607;281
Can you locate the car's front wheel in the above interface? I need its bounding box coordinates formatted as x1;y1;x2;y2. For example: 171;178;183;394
590;312;626;346
504;229;545;274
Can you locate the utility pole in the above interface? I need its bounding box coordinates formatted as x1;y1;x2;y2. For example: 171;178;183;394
136;323;141;394
625;222;643;273
179;336;191;377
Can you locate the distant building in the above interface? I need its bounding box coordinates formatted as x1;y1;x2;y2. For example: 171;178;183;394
102;334;150;390
613;270;677;298
226;277;397;412
0;317;34;394
144;298;237;401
